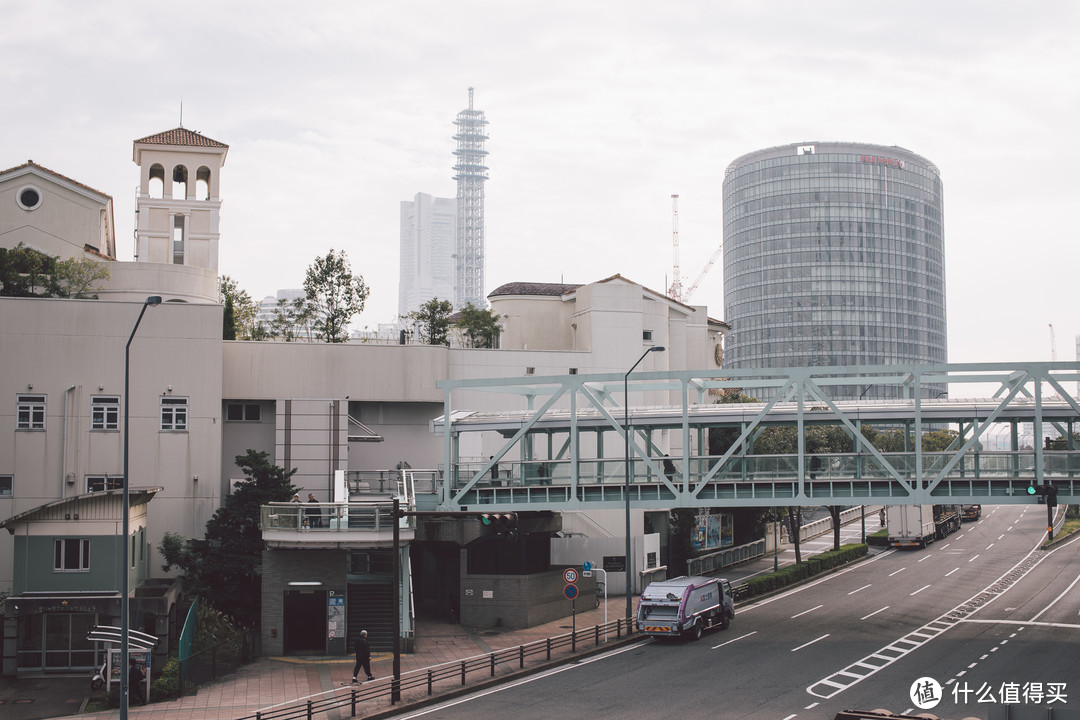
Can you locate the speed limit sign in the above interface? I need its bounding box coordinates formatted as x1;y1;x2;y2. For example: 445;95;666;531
563;568;578;584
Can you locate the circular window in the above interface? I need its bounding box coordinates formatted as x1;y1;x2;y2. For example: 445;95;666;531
16;185;43;211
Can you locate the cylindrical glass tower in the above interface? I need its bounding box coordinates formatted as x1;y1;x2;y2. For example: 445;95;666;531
722;142;947;400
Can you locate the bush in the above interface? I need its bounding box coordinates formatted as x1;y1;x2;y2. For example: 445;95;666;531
866;528;889;547
152;656;181;700
740;544;867;599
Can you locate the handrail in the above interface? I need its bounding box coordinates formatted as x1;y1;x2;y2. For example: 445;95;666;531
237;617;637;720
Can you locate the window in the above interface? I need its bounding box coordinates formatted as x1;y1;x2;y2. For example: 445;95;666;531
225;403;261;422
16;185;44;211
54;538;90;572
568;368;578;375
91;396;120;430
525;367;535;375
643;330;653;342
161;397;188;431
86;475;123;493
0;475;12;497
172;214;186;264
17;394;46;430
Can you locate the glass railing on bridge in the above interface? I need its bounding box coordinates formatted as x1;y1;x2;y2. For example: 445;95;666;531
260;502;407;532
449;450;1080;490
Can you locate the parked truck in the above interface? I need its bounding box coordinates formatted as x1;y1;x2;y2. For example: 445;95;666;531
636;575;734;641
886;505;961;549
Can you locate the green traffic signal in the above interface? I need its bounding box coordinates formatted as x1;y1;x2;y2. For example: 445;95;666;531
1026;484;1038;495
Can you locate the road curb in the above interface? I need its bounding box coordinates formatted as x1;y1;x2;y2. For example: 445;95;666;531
359;634;646;719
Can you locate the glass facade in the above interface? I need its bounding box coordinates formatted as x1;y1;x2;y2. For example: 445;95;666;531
722;143;947;399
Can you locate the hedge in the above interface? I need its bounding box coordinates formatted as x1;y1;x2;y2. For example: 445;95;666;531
741;543;868;598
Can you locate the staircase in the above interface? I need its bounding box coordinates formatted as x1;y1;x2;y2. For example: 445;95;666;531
347;582;395;653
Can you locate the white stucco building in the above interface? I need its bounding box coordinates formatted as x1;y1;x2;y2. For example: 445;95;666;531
0;130;728;672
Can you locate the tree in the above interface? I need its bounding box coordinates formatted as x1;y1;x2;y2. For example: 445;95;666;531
270;297;313;342
0;243;56;296
222;294;237;340
54;256;110;298
303;249;369;343
219;276;258;340
455;303;504;348
159;450;297;625
0;243;110;298
405;297;453;345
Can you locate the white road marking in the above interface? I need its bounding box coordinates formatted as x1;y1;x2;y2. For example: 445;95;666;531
711;630;757;650
792;605;823;619
792;634;830;652
861;606;889;620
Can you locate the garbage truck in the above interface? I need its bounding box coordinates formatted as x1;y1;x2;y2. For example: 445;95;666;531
636;575;734;641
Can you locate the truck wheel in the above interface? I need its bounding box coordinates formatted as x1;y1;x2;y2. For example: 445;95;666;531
720;613;730;630
690;619;703;641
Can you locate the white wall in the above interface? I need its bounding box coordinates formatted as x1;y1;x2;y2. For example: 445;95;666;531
0;297;223;591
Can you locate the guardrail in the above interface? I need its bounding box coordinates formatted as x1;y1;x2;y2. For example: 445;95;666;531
687;539;766;577
236;617;635;720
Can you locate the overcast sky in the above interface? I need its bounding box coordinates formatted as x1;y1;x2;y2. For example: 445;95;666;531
4;1;1078;365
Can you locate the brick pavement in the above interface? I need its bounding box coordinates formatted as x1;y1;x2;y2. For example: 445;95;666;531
29;594;634;720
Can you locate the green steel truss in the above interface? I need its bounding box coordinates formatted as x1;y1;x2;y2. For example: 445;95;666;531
434;362;1080;511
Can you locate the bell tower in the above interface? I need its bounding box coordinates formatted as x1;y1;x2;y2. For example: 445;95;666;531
132;128;228;272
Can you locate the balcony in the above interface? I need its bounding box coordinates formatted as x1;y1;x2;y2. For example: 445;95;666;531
260;502;413;549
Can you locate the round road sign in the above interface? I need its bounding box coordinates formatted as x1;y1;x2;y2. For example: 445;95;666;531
563;584;579;600
563;568;578;584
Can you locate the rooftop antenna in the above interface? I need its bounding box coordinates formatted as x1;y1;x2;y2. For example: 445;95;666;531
467;86;474;111
179;100;183;128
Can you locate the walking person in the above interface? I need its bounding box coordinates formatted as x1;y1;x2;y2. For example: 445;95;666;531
128;657;146;706
352;630;374;682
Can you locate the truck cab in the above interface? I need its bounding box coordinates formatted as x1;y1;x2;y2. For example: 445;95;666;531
636;576;734;641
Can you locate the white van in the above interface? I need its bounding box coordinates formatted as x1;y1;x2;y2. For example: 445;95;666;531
636;576;734;641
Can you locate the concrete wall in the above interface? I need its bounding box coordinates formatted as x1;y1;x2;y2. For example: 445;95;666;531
260;547;349;656
0;297;223;592
0;166;112;260
460;563;596;629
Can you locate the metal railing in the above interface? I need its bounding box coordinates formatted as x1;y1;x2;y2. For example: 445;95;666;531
260;502;405;532
236;617;636;720
180;630;256;696
687;538;766;577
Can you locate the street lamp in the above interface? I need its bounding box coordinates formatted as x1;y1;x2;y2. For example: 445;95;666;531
624;346;664;624
121;295;161;720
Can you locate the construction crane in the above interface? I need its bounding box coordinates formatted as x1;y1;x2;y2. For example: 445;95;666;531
667;194;683;301
685;240;723;301
667;194;724;303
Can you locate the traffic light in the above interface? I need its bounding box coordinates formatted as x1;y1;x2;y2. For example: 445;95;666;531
1026;484;1058;507
480;512;519;541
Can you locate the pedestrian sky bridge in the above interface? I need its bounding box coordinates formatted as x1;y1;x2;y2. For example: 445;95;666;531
433;362;1080;512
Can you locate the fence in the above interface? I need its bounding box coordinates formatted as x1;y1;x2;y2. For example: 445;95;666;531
180;630;257;696
236;618;635;720
686;538;766;577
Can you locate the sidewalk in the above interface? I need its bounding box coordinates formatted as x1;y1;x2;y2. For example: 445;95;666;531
2;593;637;720
4;518;877;720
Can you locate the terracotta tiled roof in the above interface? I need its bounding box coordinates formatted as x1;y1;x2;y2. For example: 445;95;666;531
488;282;583;298
0;160;112;201
134;127;228;149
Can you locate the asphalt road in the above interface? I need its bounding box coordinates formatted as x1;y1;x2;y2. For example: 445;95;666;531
389;505;1080;720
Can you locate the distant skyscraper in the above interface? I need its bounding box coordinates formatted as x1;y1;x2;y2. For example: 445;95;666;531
452;87;489;310
398;193;457;317
722;141;947;400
